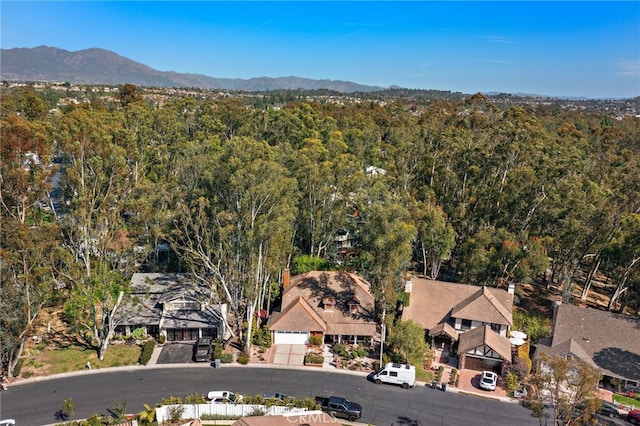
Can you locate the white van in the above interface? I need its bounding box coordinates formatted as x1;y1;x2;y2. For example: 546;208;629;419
371;362;416;389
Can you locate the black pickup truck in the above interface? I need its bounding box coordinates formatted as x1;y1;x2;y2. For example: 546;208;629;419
314;395;362;421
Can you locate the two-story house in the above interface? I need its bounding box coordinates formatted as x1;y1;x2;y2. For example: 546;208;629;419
267;270;378;346
401;276;514;374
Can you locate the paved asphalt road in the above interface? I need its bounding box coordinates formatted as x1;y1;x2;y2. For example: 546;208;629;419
0;365;547;426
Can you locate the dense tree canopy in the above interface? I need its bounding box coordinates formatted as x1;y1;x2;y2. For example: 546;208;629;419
1;83;639;371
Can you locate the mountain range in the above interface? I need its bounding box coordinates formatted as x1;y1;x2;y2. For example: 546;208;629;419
0;46;388;93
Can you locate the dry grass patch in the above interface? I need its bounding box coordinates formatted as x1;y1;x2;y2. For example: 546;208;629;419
21;343;142;378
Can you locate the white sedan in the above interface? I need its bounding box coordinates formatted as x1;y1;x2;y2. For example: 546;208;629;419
479;371;498;391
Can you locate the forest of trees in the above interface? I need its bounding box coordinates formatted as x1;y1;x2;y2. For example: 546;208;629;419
1;84;639;375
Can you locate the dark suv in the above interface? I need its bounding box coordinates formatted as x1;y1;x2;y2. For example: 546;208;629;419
598;401;619;418
193;337;213;362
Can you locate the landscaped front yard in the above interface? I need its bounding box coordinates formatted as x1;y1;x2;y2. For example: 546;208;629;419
16;342;142;378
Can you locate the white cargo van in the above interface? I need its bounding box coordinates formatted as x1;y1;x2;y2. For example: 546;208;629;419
371;362;416;389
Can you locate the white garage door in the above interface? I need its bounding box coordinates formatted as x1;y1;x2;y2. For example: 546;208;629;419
274;331;309;345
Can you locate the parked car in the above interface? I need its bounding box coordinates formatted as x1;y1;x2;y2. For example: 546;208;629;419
193;337;213;362
597;401;619;418
207;390;243;404
628;409;640;425
369;362;416;389
263;392;288;401
479;371;498;391
314;395;362;422
624;384;640;396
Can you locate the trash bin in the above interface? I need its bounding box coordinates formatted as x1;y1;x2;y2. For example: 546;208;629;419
213;359;221;368
441;382;447;392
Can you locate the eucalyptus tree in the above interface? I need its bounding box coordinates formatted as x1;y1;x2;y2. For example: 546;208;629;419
0;112;60;375
292;127;363;257
52;106;142;359
355;181;416;322
602;213;640;311
170;136;298;348
459;226;548;288
411;201;457;279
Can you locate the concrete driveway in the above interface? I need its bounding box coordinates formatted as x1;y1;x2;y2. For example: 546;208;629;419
269;344;305;365
156;342;196;364
457;369;508;398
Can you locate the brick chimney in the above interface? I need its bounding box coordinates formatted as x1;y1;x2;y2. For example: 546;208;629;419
283;268;290;288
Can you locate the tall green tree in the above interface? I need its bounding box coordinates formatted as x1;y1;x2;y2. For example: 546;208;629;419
53;107;139;359
387;319;427;364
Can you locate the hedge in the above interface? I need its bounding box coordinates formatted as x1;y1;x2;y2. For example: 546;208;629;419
139;340;156;365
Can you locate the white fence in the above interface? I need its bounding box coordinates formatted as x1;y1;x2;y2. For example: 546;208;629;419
155;403;309;423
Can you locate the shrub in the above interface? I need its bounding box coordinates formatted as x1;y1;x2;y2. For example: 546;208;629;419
161;396;183;405
505;372;520;393
220;353;234;363
157;334;166;344
309;334;323;346
356;347;368;358
139;340;156;365
131;327;147;341
167;405;184;423
435;365;444;382
213;340;224;360
184;393;206;404
13;359;23;377
332;343;347;357
304;354;324;365
237;355;250;365
449;368;458;385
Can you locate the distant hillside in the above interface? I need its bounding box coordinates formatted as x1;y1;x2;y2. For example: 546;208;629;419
0;46;387;93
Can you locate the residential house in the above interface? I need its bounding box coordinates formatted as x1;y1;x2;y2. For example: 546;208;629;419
534;302;640;391
267;270;378;345
401;276;514;373
114;273;229;342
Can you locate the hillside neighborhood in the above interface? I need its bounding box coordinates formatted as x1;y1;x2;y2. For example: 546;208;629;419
1;79;639;425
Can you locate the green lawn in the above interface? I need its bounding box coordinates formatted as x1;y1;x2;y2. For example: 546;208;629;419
613;393;640;408
25;343;142;376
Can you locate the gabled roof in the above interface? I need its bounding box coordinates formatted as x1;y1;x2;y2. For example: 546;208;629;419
161;304;224;329
117;273;220;327
401;276;514;330
458;324;513;361
429;322;459;341
268;297;327;332
535;337;599;370
546;303;640;381
268;271;377;336
451;286;513;326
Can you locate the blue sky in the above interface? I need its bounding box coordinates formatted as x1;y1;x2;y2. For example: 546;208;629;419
1;1;639;98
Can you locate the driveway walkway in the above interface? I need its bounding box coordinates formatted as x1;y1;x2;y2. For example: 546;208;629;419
269;344;305;365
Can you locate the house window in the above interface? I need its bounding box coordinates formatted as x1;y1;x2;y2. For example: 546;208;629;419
323;296;335;312
461;319;472;330
170;301;198;311
490;323;501;333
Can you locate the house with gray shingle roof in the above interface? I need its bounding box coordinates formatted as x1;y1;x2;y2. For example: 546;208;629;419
535;302;640;390
267;270;378;345
114;273;229;342
401;276;515;373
